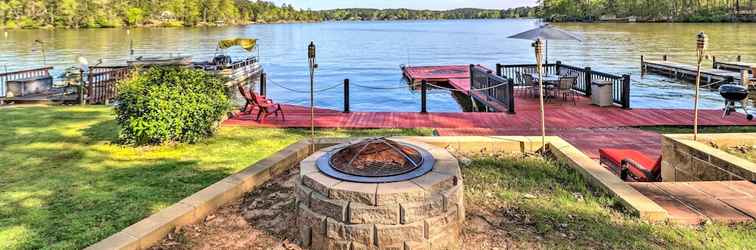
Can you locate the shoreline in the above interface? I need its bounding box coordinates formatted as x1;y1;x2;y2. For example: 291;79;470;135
4;17;756;31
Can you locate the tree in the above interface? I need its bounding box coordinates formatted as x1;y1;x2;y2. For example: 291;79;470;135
125;7;144;26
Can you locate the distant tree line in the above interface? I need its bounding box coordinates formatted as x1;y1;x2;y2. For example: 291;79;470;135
0;0;321;29
0;1;541;29
539;0;756;22
317;8;538;21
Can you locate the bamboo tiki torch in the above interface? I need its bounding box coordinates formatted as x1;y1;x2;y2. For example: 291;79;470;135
308;41;317;152
693;32;707;141
533;38;546;151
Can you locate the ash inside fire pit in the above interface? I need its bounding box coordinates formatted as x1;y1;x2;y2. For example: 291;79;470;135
329;138;423;177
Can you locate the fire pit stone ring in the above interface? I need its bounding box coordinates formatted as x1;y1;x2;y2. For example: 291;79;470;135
296;138;464;249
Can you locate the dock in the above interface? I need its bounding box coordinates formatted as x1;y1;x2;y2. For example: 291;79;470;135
712;56;755;74
402;65;515;113
713;60;755;74
641;55;746;88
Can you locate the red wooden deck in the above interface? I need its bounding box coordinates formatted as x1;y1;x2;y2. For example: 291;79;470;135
402;65;470;83
226;65;755;160
226;65;756;224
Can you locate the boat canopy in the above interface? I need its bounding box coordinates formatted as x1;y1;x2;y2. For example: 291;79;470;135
218;38;257;52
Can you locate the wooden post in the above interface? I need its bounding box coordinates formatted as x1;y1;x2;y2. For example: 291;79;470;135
507;78;516;114
584;67;592;97
343;79;350;113
496;63;502;77
712;55;717;68
420;80;427;113
737;55;742;62
259;72;267;96
621;74;631;109
640;55;645;75
663;54;668;61
555;61;562;75
79;69;86;105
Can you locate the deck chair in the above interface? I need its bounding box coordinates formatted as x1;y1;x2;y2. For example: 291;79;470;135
521;73;536;98
599;148;662;182
238;85;285;123
554;76;578;105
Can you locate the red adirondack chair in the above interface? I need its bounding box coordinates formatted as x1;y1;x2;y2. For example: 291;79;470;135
238;85;285;123
599;148;662;182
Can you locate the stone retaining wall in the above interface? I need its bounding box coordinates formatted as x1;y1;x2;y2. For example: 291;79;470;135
662;134;756;182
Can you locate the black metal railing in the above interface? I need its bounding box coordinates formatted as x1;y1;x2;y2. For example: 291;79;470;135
496;61;631;109
470;64;515;113
87;67;130;104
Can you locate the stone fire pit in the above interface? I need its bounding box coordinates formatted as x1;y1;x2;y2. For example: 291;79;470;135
296;138;464;249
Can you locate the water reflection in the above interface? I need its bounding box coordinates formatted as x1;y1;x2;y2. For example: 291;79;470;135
1;20;755;111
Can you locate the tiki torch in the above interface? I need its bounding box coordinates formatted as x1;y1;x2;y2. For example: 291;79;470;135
308;41;318;152
533;38;546;151
693;32;707;141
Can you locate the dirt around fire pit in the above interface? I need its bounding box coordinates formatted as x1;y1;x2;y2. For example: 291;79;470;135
151;169;302;250
151;153;756;249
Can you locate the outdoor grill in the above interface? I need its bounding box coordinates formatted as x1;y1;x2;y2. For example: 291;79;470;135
719;84;753;121
296;137;464;249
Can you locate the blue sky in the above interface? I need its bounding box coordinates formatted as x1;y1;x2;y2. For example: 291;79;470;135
269;0;538;11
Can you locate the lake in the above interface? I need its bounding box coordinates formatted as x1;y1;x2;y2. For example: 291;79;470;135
2;19;755;111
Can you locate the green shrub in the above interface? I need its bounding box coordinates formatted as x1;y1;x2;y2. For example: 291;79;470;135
18;17;38;28
116;67;231;145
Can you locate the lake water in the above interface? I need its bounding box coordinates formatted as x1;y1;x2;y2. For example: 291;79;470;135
2;19;755;111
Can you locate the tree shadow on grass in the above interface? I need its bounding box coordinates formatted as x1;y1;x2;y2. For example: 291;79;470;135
1;158;232;249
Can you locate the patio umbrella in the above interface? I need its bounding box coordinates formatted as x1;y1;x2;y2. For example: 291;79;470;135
508;24;583;64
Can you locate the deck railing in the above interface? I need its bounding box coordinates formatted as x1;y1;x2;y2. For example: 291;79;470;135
231;57;258;70
496;61;631;109
0;67;53;97
86;66;130;104
470;64;515;113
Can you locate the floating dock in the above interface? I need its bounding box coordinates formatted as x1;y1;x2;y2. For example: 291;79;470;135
641;56;746;88
713;59;755;74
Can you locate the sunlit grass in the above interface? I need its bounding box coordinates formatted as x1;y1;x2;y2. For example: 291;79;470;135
0;105;431;249
464;154;756;249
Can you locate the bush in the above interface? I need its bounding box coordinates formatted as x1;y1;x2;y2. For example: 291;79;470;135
116;67;231;145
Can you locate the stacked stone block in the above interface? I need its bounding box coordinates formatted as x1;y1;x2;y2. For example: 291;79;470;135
296;141;464;250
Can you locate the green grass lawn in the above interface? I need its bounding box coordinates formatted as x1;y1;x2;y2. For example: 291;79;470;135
0;105;431;249
464;155;756;249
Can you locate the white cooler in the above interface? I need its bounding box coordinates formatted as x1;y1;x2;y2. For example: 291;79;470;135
591;80;613;107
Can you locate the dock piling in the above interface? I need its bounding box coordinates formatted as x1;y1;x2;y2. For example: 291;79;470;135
663;55;668;61
496;63;502;77
641;55;645;75
556;61;562;75
622;74;631;109
259;72;267;96
737;55;742;62
343;79;350;113
421;80;427;113
584;67;592;97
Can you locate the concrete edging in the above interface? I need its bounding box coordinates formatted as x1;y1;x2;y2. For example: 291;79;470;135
405;136;668;222
87;135;669;249
86;138;349;250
